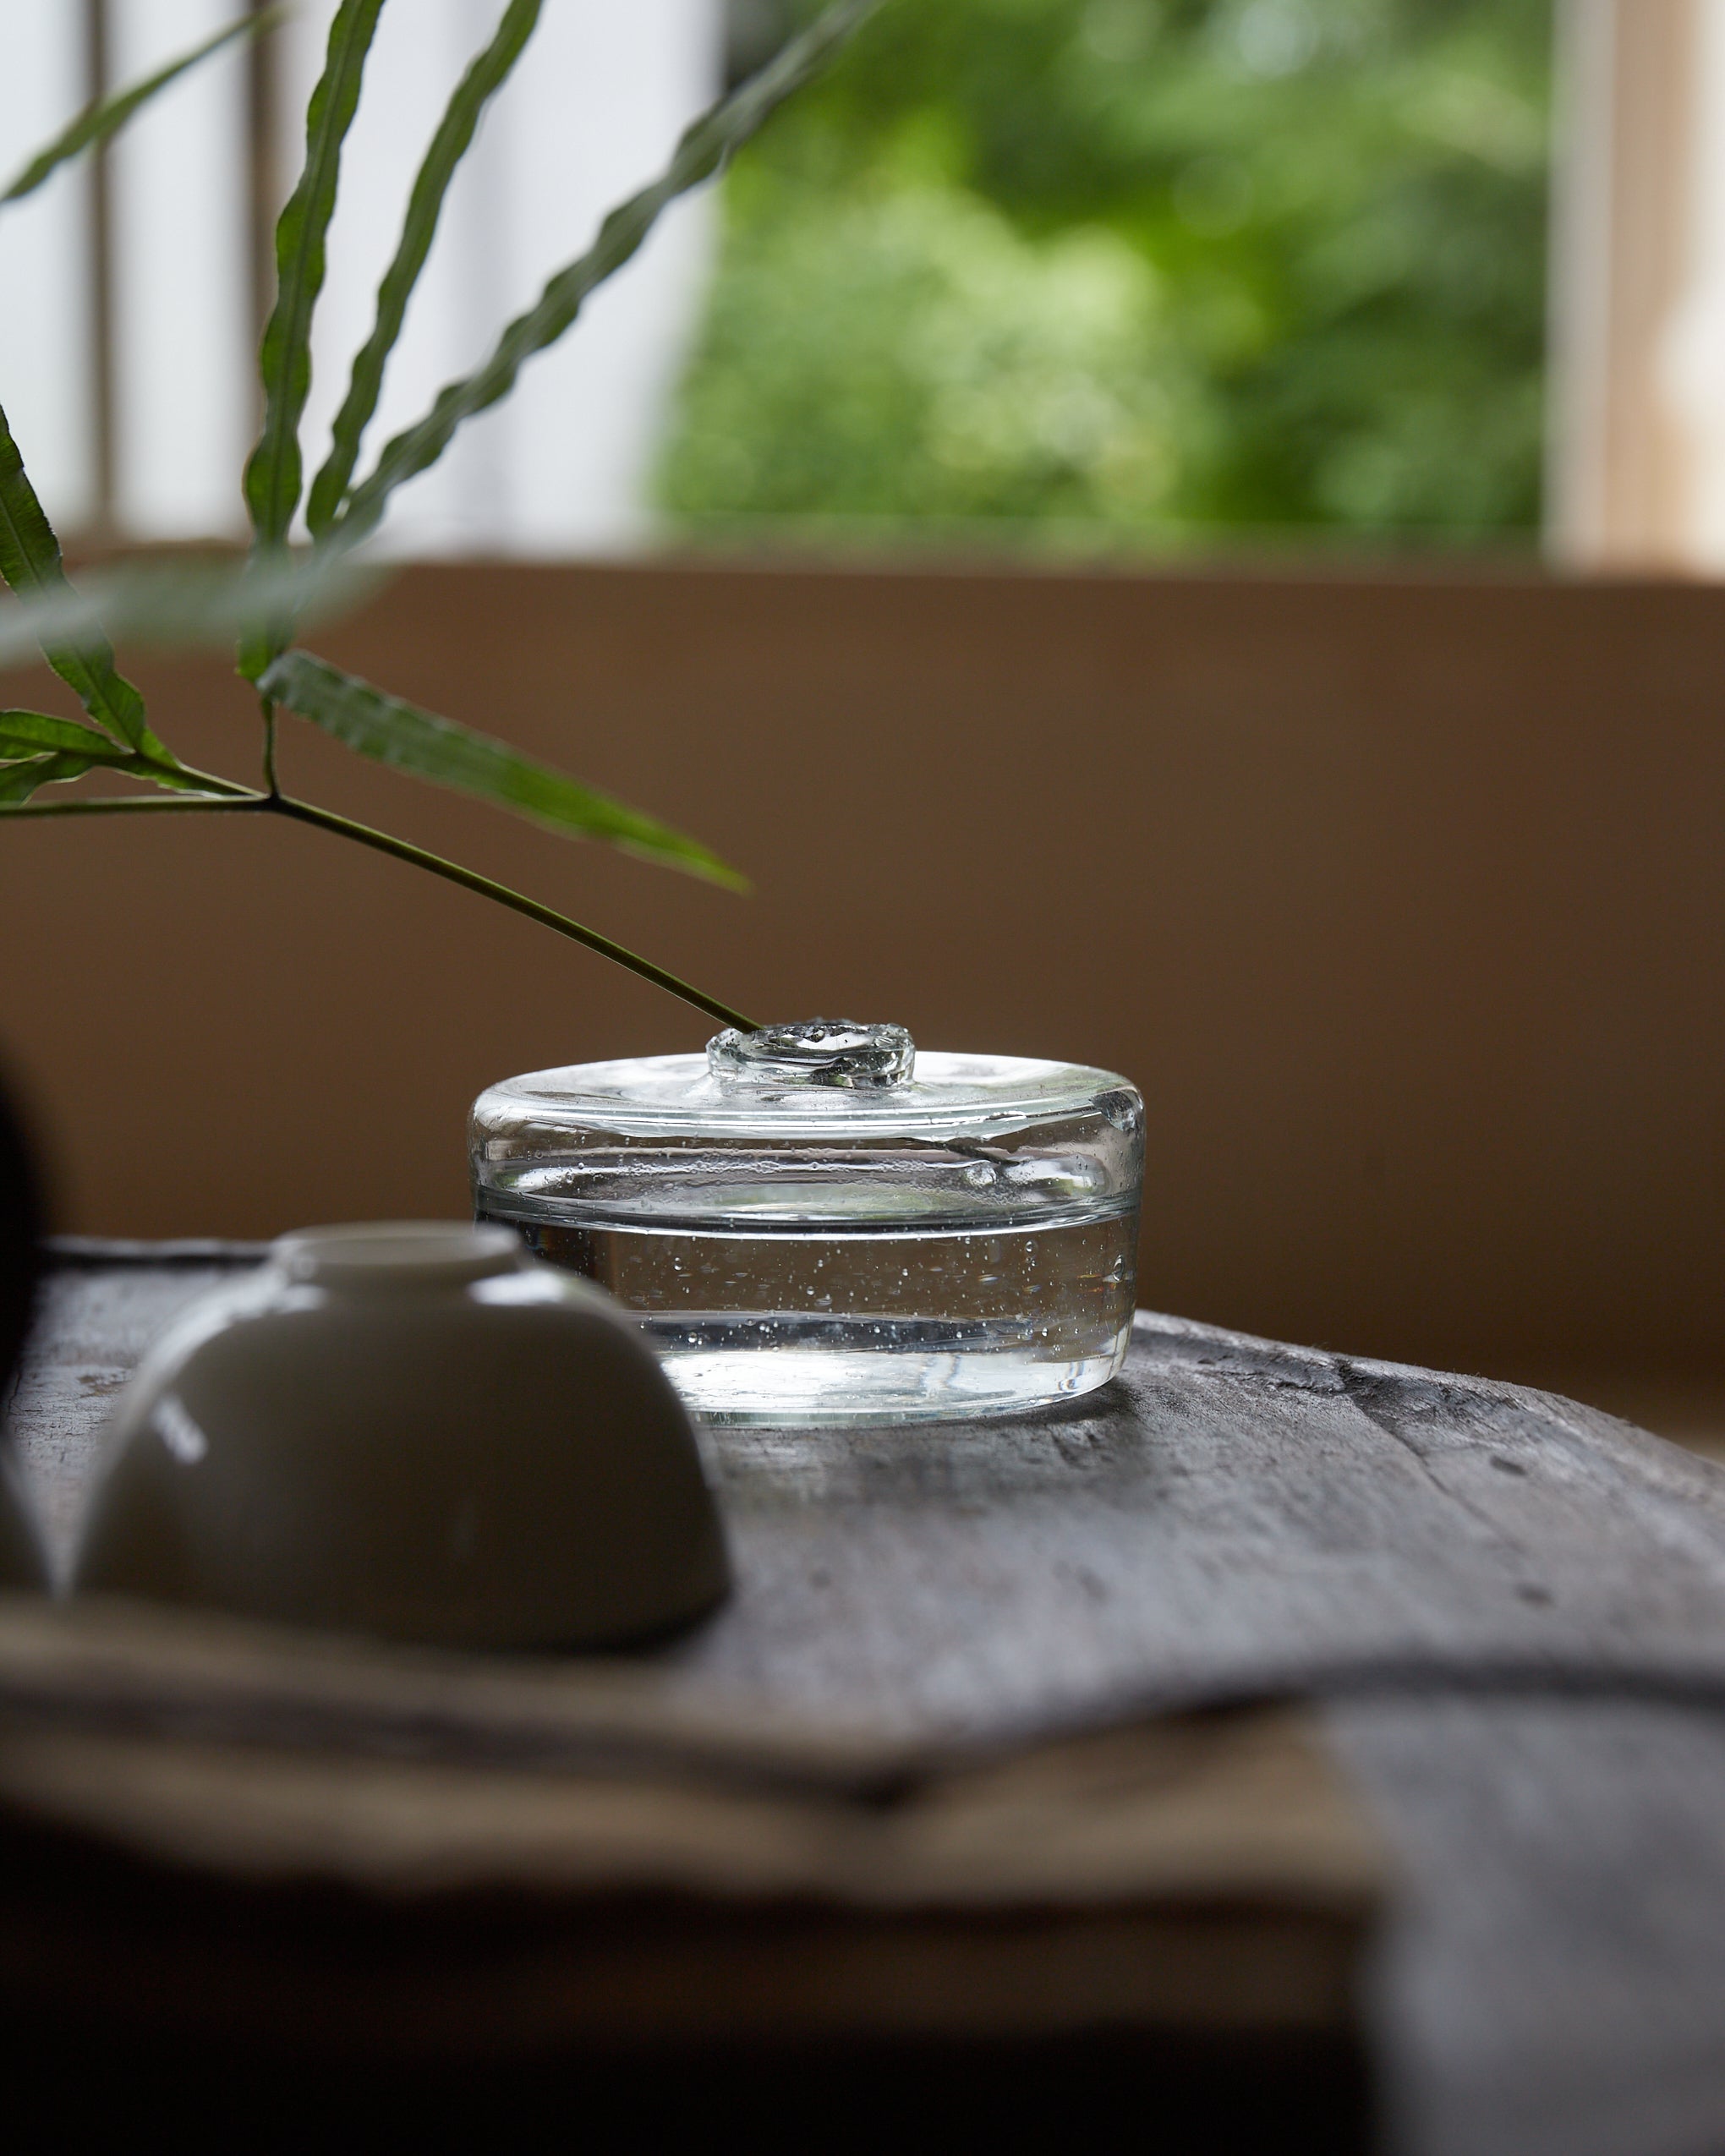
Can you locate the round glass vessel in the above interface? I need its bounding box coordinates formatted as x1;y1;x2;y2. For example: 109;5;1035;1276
469;1021;1144;1425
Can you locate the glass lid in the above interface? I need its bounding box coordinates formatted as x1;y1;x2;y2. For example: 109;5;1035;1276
476;1021;1140;1141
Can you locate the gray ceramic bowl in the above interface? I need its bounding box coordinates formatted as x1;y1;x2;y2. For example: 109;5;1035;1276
71;1223;728;1648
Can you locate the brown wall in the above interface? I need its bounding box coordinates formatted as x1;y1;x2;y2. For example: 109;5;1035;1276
3;557;1723;1393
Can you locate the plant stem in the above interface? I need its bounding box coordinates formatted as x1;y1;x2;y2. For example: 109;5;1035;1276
259;695;279;794
267;794;759;1032
0;791;260;818
0;779;760;1032
155;761;260;799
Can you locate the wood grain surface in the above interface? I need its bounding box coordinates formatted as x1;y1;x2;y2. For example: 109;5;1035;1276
19;1263;1725;1728
13;1260;1725;2156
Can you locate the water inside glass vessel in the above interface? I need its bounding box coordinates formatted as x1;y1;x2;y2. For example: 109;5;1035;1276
470;1021;1143;1425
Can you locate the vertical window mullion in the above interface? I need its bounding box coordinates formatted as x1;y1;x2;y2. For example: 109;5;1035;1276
245;0;281;393
83;0;117;539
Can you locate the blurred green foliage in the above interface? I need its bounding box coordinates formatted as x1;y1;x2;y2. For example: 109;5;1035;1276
660;0;1552;549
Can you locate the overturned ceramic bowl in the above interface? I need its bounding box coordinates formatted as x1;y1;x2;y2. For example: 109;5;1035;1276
71;1223;728;1649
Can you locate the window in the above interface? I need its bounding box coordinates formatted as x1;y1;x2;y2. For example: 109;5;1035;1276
0;0;722;554
666;0;1554;558
3;0;1723;569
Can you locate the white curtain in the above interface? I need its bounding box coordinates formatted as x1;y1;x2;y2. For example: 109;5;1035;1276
111;0;255;541
1657;0;1725;568
0;8;99;533
0;0;723;555
1551;0;1725;571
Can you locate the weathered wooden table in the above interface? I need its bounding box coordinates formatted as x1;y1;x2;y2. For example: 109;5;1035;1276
10;1248;1725;2156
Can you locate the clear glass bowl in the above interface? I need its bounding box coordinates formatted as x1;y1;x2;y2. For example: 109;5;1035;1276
469;1021;1144;1425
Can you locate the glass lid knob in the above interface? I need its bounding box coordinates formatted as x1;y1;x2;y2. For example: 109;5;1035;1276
707;1020;915;1091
